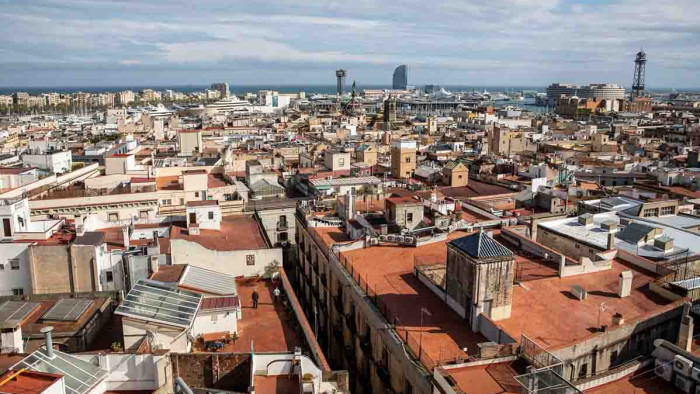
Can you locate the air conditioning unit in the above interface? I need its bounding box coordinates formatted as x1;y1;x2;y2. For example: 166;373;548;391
691;367;700;383
676;375;695;394
675;355;694;377
655;359;673;382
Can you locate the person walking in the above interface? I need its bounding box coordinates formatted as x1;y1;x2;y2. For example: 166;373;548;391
252;288;259;309
273;286;281;303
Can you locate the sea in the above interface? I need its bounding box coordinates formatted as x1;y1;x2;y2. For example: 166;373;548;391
0;84;693;96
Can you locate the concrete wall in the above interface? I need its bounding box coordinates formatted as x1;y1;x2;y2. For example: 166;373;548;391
0;243;31;296
170;240;282;278
192;309;239;338
122;318;188;353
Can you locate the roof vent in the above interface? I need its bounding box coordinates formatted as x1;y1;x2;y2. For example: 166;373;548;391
601;220;618;233
570;285;587;301
578;214;594;228
654;236;674;252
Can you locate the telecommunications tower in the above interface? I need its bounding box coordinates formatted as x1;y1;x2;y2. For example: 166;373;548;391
632;49;647;98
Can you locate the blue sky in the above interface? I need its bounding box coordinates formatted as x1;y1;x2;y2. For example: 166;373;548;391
0;0;698;87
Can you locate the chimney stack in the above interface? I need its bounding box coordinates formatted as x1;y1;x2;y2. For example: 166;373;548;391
607;232;616;250
618;271;633;298
150;255;159;275
122;225;130;249
41;326;55;358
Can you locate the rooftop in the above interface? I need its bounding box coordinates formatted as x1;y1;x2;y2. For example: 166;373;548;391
199;279;302;353
340;231;488;366
442;360;523;394
495;259;680;351
171;215;268;251
115;279;203;329
0;370;62;394
440;180;513;199
12;348;108;394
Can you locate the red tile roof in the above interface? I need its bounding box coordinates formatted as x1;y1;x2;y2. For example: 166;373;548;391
200;296;240;311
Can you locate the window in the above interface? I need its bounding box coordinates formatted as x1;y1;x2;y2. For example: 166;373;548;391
579;363;588;379
194;192;199;198
338;158;345;166
9;259;20;271
575;244;580;249
246;255;255;266
405;157;411;163
139;210;149;219
106;271;114;282
179;198;185;205
407;212;414;222
279;232;288;242
660;206;675;216
642;208;659;217
12;288;23;296
108;213;119;222
18;217;24;228
0;264;4;270
610;350;618;366
458;175;463;179
208;211;214;220
3;218;11;237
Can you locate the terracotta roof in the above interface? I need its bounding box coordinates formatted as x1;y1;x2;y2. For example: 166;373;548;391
200;296;240;311
171;215;267;251
150;264;187;283
0;370;63;394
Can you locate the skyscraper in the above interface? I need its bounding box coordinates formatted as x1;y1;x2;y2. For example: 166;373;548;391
392;65;408;90
211;82;230;98
335;69;346;96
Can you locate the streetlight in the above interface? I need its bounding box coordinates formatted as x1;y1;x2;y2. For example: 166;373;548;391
418;307;432;359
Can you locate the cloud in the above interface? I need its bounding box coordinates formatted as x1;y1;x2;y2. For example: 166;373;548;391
0;0;698;87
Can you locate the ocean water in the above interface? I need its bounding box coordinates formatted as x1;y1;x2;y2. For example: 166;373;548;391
0;84;693;96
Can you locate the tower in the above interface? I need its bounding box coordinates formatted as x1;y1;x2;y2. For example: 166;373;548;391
632;49;647;98
392;65;408;90
335;69;347;96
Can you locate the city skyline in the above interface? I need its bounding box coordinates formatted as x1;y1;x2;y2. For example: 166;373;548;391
1;0;699;88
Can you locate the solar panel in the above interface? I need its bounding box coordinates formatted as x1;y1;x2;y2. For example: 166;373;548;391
41;299;93;321
0;301;40;323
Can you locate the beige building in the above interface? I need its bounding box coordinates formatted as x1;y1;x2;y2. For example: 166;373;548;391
324;151;351;172
356;144;378;166
442;161;469;187
178;130;203;155
390;139;416;179
488;125;538;157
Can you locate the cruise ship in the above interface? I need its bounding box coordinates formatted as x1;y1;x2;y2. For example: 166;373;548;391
203;96;255;115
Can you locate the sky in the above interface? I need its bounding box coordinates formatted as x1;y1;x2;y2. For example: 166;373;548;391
0;0;699;88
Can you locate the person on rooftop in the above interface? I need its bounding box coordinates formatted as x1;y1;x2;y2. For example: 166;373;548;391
252;288;259;309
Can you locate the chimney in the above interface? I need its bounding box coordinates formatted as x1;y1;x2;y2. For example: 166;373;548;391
41;326;55;358
122;225;130;249
611;313;624;326
150;255;159;275
607;232;616;250
74;213;85;236
618;271;633;298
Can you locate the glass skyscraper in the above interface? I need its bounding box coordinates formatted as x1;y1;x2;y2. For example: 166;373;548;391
392;65;408;90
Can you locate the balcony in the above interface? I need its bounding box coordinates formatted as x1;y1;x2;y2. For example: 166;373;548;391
277;222;289;231
333;324;344;340
344;345;356;362
377;362;391;385
345;313;356;333
360;334;372;356
334;295;344;312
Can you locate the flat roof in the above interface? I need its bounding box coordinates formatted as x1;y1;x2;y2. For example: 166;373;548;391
199;280;302;353
495;259;680;351
443;361;522;394
0;370;62;394
179;265;237;296
171;215;268;251
12;348;108;394
116;279;202;329
340;231;488;365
